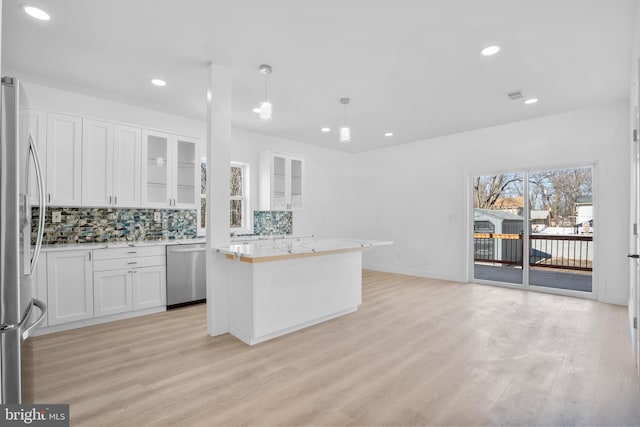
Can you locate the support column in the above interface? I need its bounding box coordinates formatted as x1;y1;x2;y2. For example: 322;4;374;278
205;63;231;336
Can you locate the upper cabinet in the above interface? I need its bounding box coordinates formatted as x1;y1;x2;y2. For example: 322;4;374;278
46;112;83;206
81;119;141;207
259;151;304;211
22;107;198;210
113;125;142;207
141;130;199;209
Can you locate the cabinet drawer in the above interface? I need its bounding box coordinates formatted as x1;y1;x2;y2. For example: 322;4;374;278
93;255;166;272
93;245;166;260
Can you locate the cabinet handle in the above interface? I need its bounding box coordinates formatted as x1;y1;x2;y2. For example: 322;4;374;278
126;251;137;254
109;195;112;204
47;193;51;203
114;196;117;205
88;252;92;261
127;261;137;265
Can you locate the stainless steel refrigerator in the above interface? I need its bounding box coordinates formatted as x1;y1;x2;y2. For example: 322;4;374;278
0;77;47;404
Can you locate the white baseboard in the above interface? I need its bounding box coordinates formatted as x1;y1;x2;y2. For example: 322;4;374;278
33;306;166;336
362;263;463;283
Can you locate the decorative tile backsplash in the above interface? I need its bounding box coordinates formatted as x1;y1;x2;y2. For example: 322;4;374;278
32;207;198;245
253;211;292;235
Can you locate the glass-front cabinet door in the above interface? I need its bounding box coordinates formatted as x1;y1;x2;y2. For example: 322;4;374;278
259;151;304;211
174;137;199;208
142;130;170;207
290;158;303;210
272;155;287;210
142;130;199;209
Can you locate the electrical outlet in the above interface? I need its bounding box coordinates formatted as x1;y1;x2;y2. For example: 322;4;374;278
52;211;62;223
154;211;161;222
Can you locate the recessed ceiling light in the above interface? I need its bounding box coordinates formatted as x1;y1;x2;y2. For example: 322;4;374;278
151;79;166;87
321;127;331;133
481;45;500;56
384;132;394;137
524;98;538;104
23;5;50;20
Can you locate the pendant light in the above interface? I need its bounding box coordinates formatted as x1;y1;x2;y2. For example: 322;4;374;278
339;97;351;143
258;64;273;122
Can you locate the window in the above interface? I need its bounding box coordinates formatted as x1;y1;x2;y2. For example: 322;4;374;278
199;160;207;233
230;162;249;230
198;161;250;233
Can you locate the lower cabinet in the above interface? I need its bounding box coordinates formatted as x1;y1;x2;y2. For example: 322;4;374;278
41;245;166;331
94;269;133;317
47;250;93;326
32;254;48;328
134;266;166;310
93;245;166;318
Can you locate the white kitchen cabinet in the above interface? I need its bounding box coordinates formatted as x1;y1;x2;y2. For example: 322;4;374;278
46;250;93;325
32;254;48;328
113;125;142;207
259;151;304;211
46;112;83;206
82;118;113;207
133;266;166;310
20;109;47;206
82;119;141;207
141;130;199;209
93;269;133;317
93;245;166;315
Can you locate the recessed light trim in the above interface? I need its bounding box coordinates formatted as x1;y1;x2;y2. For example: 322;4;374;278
23;5;50;20
524;98;539;104
151;78;166;87
321;127;331;133
384;132;394;137
481;45;500;56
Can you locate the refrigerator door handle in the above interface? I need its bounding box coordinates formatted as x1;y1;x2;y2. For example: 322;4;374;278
21;299;46;340
29;133;46;275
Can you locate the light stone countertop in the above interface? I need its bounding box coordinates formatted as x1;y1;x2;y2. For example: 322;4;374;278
216;237;393;259
40;237;206;252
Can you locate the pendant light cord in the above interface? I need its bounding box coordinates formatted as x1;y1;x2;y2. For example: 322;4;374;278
264;72;268;102
343;102;347;126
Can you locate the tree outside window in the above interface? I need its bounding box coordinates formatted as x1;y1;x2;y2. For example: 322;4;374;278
199;161;250;232
230;164;246;229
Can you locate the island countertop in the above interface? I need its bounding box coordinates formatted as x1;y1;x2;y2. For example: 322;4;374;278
216;237;392;263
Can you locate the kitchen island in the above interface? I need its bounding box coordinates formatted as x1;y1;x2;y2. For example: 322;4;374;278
215;238;392;345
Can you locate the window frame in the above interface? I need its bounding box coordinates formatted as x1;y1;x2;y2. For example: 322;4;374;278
197;160;251;236
230;161;250;233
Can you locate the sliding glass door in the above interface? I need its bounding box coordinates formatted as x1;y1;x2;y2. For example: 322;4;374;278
473;173;524;285
472;167;593;294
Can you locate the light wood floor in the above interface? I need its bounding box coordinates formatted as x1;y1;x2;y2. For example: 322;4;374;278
32;270;640;426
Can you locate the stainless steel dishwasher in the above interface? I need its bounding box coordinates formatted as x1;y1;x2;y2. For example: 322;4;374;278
166;243;206;309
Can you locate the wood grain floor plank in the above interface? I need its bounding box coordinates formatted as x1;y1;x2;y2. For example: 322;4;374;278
30;270;640;426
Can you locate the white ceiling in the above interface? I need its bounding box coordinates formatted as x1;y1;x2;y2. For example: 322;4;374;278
2;0;636;153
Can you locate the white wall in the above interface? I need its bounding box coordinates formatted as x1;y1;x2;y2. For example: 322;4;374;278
20;81;356;239
354;102;630;305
